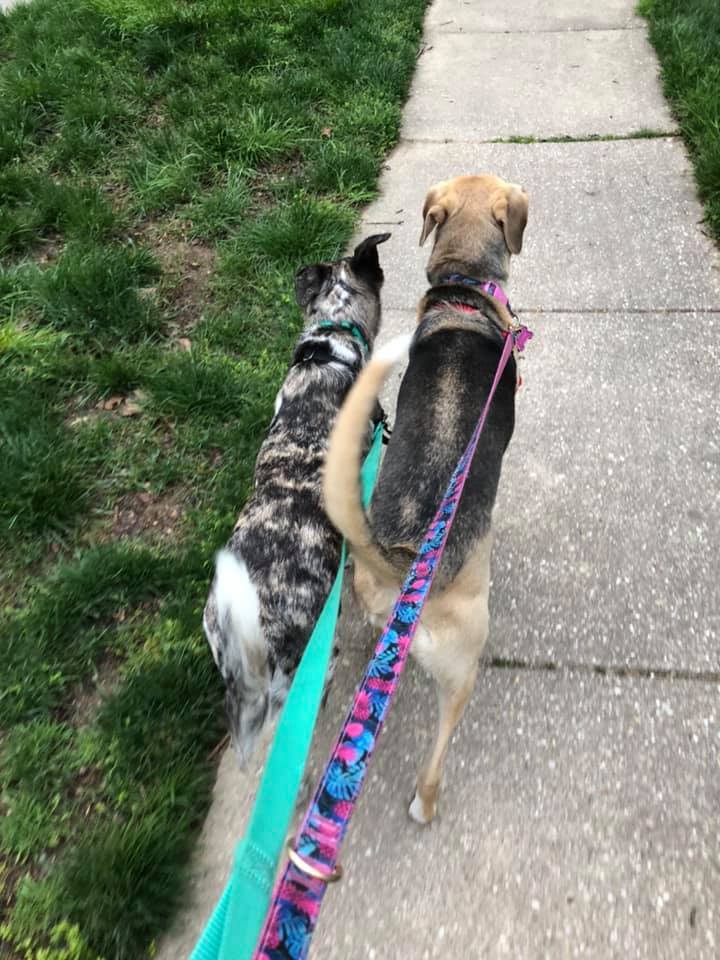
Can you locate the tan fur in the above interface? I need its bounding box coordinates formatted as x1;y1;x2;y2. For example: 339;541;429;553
323;343;406;583
326;174;528;824
420;173;528;276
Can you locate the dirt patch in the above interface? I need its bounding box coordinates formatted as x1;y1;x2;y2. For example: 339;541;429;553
129;216;216;337
154;234;216;336
6;236;63;270
35;238;63;266
69;653;124;728
65;389;149;428
249;155;304;210
110;487;188;542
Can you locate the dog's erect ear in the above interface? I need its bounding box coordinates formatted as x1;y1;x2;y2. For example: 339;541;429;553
492;184;529;255
350;232;390;287
353;232;390;263
419;197;448;247
294;263;330;308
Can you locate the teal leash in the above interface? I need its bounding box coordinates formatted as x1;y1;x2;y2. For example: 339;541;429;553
190;424;384;960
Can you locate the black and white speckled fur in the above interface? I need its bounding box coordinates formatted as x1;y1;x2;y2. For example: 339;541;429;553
203;234;389;765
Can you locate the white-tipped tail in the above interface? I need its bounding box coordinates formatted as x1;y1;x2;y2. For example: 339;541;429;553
323;334;410;578
374;333;412;365
211;550;270;766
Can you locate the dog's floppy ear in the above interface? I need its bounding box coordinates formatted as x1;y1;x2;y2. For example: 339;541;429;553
492;184;529;255
294;263;330;308
419;188;449;246
350;232;390;286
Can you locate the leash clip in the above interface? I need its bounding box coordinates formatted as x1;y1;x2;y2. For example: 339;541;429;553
287;844;343;884
511;324;533;352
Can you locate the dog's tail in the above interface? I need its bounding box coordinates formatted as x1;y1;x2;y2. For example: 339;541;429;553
324;334;412;580
205;550;282;767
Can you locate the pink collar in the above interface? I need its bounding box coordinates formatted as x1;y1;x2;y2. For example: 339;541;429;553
438;273;533;363
441;273;514;315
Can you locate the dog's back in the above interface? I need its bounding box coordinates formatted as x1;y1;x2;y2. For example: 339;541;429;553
203;235;388;765
371;319;516;584
204;366;351;763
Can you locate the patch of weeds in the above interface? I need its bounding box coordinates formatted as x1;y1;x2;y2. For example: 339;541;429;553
49;90;138;173
0;542;193;725
27;243;162;345
329;92;403;154
0;355;110;544
95;623;221;791
1;723;78;798
12;791;203;960
223;194;354;273
188;168;250;240
640;0;720;240
86;0;240;31
0;722;83;863
305;140;380;202
224;108;305;168
0;321;69;376
0;410;96;542
83;345;156;397
8;622;222;960
0;170;117;257
126;128;206;214
145;347;280;423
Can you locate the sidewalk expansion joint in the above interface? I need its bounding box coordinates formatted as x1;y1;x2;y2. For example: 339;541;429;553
517;308;720;315
429;26;646;36
399;134;679;146
488;655;720;685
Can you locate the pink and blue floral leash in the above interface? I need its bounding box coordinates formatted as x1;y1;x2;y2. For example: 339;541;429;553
253;308;533;960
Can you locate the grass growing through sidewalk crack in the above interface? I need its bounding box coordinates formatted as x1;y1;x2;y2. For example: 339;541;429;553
640;0;720;241
0;0;427;956
490;129;675;144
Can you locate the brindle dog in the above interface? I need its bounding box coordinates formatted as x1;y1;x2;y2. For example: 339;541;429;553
204;233;389;764
324;175;528;823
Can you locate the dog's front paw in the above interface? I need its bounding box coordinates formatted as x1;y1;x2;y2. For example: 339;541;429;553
408;790;435;826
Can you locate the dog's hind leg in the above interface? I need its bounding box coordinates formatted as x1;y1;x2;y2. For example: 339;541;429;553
408;631;480;826
408;567;490;825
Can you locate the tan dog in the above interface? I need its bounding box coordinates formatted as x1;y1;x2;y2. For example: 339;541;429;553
324;175;528;823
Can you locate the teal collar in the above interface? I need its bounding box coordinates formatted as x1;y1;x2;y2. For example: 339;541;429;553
316;319;370;354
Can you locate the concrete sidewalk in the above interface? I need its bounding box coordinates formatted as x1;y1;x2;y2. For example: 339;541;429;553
158;1;720;957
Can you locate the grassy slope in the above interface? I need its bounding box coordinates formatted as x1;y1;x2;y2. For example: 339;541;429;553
0;1;427;957
640;0;720;241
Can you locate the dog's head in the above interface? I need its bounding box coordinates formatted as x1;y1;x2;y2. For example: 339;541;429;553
419;175;528;284
293;233;390;341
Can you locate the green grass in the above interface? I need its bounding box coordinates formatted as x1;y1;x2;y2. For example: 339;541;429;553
640;0;720;241
0;0;428;956
490;129;674;144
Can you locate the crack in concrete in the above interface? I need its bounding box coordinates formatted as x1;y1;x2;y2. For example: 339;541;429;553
518;307;720;314
401;134;679;145
488;655;720;684
430;26;646;36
